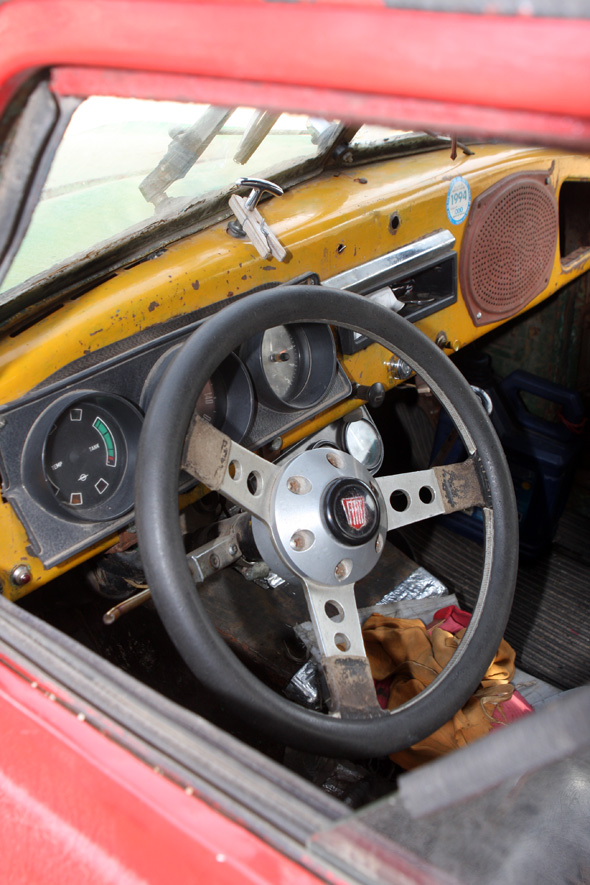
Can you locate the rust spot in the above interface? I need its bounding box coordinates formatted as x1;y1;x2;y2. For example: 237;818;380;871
241;274;247;280
262;266;276;271
148;301;159;312
107;531;139;554
438;460;483;512
227;291;234;298
192;280;200;290
89;328;103;336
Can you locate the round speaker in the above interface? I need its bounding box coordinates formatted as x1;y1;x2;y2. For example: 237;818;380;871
459;172;558;326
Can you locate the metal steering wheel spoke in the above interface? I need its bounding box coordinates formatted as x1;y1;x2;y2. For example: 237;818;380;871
182;416;277;524
302;579;383;717
376;458;486;531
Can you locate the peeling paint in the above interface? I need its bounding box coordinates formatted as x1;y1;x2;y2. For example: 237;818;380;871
192;280;200;290
148;301;159;312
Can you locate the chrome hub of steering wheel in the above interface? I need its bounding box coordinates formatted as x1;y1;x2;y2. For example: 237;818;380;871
251;447;387;588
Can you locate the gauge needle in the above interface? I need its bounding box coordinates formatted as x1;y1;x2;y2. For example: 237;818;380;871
270;350;290;362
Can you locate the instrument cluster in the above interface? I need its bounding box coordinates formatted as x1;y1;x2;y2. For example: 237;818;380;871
0;315;353;568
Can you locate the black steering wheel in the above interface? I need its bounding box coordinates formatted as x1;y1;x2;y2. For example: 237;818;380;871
135;286;517;758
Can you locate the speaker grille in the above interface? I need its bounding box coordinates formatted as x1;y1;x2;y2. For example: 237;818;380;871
459;172;558;326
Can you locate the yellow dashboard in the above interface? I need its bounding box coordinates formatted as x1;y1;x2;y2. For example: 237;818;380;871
1;142;589;599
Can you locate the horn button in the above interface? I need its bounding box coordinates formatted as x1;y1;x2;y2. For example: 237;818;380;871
251;447;387;587
323;478;380;546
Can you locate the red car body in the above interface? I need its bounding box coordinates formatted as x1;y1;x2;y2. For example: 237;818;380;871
0;2;589;882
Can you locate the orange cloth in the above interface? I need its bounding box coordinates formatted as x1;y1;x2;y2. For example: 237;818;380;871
362;612;517;770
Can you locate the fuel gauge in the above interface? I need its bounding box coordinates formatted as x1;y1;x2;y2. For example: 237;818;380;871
24;392;143;522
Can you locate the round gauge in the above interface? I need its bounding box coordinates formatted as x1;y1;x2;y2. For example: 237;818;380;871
259;325;302;402
342;418;384;473
23;392;143;522
141;347;254;443
240;323;337;411
195;379;217;425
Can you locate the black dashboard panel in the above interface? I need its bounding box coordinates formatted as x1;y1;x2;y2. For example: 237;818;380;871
0;315;350;567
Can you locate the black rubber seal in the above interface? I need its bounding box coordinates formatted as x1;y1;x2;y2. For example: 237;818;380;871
135;285;518;758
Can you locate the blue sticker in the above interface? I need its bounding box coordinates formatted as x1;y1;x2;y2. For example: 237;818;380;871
446;175;471;225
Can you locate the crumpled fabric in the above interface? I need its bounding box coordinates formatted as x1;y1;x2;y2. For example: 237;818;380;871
362;605;533;770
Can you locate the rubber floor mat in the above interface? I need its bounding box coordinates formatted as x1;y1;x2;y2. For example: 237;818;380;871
401;518;590;691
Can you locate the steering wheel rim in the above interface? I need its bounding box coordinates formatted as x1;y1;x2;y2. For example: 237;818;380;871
135;286;518;758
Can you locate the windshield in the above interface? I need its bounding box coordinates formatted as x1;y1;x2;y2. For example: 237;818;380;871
0;96;431;299
0;98;346;295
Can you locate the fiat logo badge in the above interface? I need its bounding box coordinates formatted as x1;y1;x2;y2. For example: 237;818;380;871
342;495;367;530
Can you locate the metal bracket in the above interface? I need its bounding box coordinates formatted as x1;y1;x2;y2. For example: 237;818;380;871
227;177;288;262
228;194;287;262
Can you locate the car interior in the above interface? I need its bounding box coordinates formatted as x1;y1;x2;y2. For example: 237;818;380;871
0;74;589;883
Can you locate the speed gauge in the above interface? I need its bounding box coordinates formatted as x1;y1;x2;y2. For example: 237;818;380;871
259;325;301;402
240;323;337;411
141;348;254;443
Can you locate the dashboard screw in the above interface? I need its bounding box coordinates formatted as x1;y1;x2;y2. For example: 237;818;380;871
289;530;314;552
388;356;413;381
334;559;352;581
209;554;220;569
10;564;32;587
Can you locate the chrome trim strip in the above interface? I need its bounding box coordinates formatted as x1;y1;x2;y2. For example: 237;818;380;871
323;230;455;293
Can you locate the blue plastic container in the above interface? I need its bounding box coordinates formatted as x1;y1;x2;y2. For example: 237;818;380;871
431;365;584;559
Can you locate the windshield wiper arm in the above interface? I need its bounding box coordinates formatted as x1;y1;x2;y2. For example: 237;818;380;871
233;110;281;165
139;106;234;209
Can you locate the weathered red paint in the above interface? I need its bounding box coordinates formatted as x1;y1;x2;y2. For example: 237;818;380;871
51;66;590;150
0;655;332;884
0;1;589;144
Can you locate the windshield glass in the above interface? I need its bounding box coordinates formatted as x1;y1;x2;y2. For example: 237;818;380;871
0;98;345;295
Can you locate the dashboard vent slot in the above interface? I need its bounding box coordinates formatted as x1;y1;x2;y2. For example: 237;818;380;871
459;172;558;326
